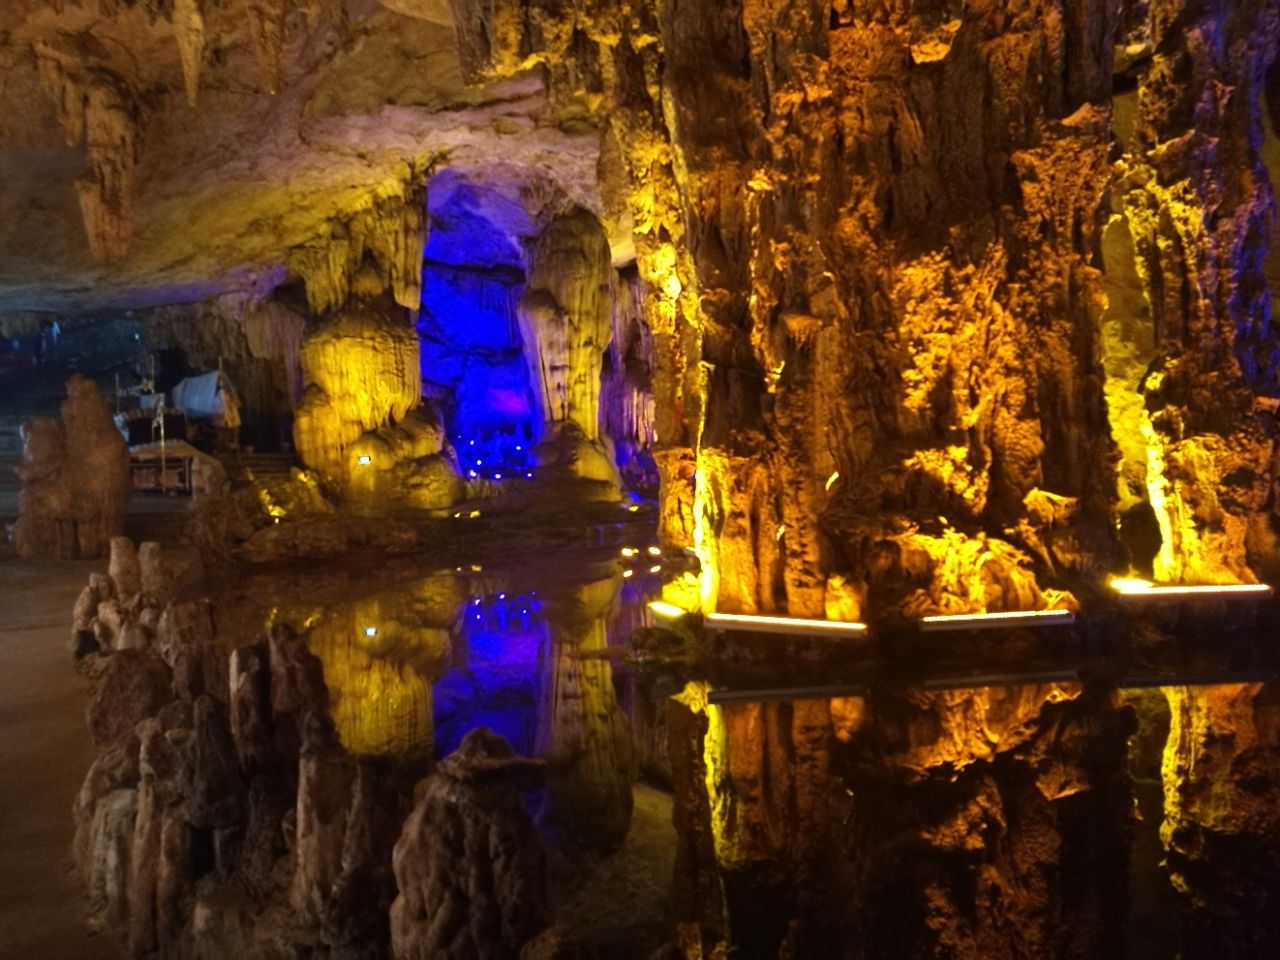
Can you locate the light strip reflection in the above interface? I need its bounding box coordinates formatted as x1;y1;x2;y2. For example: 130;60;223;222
920;609;1076;632
703;612;868;638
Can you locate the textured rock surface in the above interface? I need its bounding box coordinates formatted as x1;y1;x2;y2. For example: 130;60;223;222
1161;682;1280;956
390;727;548;960
14;375;130;560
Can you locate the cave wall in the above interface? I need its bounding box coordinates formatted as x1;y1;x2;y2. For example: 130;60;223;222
449;0;1280;616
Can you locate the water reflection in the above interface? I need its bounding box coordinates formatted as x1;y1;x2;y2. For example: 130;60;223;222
196;565;1280;958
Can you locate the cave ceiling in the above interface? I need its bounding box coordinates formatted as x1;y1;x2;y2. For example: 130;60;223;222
0;0;610;313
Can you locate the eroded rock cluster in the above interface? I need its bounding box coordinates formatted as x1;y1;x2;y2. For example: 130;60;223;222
69;543;574;959
13;375;130;560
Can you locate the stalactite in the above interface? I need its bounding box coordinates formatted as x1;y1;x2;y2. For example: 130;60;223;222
286;181;428;314
34;45;140;261
248;0;287;94
172;0;205;106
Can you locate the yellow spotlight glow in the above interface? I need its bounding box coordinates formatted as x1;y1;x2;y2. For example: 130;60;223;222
703;613;868;639
647;546;662;557
357;455;372;465
775;524;786;541
1109;577;1153;592
825;471;840;491
647;600;688;620
621;547;638;557
468;510;481;518
919;609;1076;632
627;504;639;513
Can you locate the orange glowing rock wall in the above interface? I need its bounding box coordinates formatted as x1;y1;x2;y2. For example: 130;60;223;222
453;0;1280;613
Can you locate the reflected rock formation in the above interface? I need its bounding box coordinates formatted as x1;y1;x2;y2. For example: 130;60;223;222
537;578;636;852
1162;683;1280;957
305;579;458;759
668;682;1135;959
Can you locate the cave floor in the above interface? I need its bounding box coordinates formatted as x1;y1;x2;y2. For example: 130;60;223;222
0;557;123;960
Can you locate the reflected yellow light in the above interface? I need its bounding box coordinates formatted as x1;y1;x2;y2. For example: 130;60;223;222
649;564;662;573
469;509;481;518
825;471;840;491
647;600;688;619
775;524;786;540
627;504;639;512
703;612;868;638
621;547;638;557
920;609;1075;632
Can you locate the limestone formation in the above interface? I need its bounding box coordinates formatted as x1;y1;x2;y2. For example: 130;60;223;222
14;375;130;560
293;297;425;487
1162;682;1280;955
390;727;548;960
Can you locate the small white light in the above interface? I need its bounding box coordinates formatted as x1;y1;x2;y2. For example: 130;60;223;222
364;626;378;637
498;593;506;600
357;455;372;466
516;445;523;451
494;472;502;480
476;459;483;465
469;440;476;446
526;472;533;478
647;546;661;557
621;547;637;557
623;569;633;578
468;470;478;478
649;564;662;573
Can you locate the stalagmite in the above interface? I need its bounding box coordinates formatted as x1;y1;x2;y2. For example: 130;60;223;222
519;208;613;440
390;728;549;959
14;375;131;560
293;299;423;485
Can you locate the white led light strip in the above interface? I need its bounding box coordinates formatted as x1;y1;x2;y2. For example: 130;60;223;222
919;609;1076;632
703;612;868;638
1111;581;1272;600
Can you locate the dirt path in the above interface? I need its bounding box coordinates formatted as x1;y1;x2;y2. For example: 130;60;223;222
0;558;121;960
